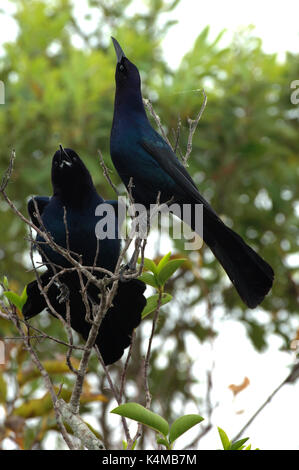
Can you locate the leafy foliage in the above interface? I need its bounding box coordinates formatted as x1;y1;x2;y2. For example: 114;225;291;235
112;402;204;449
217;427;258;450
139;252;186;289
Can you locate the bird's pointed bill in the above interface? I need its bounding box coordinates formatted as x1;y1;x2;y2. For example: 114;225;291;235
111;37;126;63
59;144;72;164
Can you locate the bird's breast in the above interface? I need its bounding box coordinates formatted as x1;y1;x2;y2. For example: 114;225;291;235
111;143;178;207
37;202;120;271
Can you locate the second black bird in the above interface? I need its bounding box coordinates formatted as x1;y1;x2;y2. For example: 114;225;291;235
23;146;146;365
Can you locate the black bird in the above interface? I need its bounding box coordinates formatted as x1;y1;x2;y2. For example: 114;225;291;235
23;146;146;365
110;38;274;309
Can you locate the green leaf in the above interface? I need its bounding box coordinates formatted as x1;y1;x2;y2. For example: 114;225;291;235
218;427;231;450
0;373;7;403
230;437;249;450
2;276;9;290
141;293;172;319
156;252;171;273
111;403;169;437
169;414;204;444
138;272;158;288
138;257;157;274
157;259;186;286
20;286;28;307
156;437;171;449
3;291;24;311
131;440;137;450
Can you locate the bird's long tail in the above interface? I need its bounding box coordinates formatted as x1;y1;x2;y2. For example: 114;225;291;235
180;202;274;308
94;279;146;365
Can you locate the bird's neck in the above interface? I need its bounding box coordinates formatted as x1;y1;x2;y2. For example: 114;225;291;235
53;182;98;209
113;86;148;124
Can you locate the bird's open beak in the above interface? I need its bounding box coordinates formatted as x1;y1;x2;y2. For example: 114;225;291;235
111;37;126;63
59;144;72;164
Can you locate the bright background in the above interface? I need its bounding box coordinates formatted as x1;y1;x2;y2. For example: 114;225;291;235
0;0;298;450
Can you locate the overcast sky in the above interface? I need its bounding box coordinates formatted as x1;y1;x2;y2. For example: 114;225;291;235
163;0;299;67
1;0;299;65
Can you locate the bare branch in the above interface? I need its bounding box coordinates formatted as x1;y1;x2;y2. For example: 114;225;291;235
233;363;299;442
55;398;105;450
143;289;163;410
183;89;207;167
98;149;120;196
143;98;173;149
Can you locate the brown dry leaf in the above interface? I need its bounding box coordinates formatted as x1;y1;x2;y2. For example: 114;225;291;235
228;376;250;396
14;435;25;450
295;329;299;341
30;81;44;99
289;329;299;351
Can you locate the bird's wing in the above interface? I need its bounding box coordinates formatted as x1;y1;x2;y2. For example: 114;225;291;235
22;271;52;319
28;196;51;228
140;138;217;216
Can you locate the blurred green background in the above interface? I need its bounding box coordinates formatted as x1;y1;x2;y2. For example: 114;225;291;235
0;0;298;450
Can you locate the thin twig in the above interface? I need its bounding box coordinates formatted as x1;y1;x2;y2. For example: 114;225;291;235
143;98;173;149
98;149;120;196
183;89;207;167
232;367;298;442
143;290;163;410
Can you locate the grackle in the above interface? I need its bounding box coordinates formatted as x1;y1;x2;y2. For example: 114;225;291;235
23;146;146;365
110;38;274;309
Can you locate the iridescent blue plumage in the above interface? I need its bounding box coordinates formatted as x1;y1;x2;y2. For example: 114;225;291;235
110;38;274;309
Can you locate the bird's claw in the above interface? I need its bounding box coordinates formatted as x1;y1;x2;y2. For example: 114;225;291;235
55;282;70;304
119;261;136;282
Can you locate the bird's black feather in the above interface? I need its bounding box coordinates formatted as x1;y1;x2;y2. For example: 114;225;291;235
110;38;274;309
23;147;146;365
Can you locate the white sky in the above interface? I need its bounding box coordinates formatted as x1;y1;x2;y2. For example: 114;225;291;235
0;0;299;451
163;0;299;68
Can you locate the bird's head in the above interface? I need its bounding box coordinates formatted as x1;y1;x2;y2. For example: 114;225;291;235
51;146;95;203
112;37;141;95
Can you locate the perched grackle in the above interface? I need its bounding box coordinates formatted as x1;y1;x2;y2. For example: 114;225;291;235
110;38;274;309
23;146;146;365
